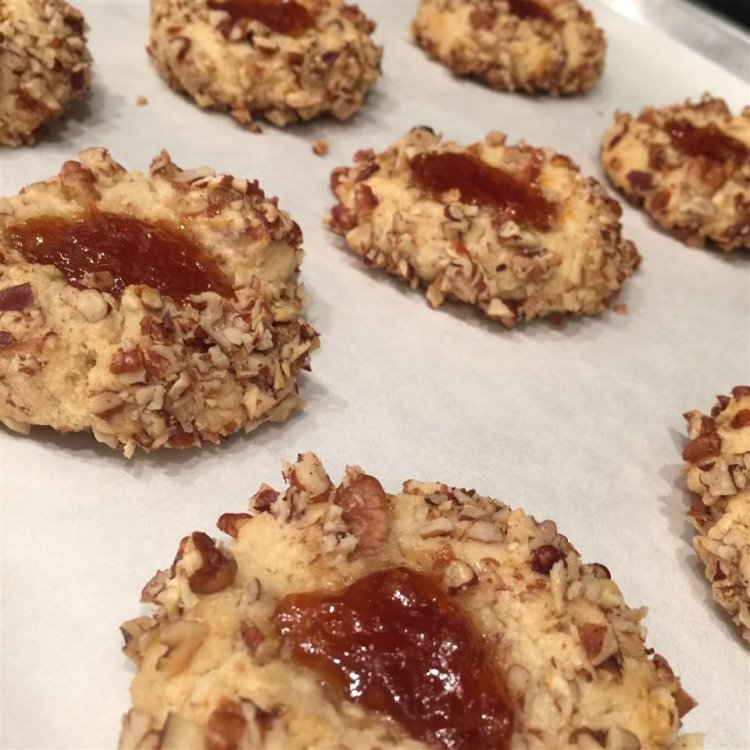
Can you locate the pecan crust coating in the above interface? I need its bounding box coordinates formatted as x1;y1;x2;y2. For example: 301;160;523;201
0;149;319;455
327;127;640;328
683;387;750;640
119;453;699;750
601;96;750;251
411;0;606;96
0;0;92;146
148;0;382;128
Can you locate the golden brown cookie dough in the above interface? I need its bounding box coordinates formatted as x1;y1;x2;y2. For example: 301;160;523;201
411;0;605;95
0;149;319;456
601;97;750;251
683;387;750;641
148;0;382;129
327;127;640;328
119;453;701;750
0;0;92;147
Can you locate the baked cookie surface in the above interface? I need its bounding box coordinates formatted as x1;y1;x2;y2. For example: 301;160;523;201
601;97;750;251
0;0;92;146
119;453;700;750
327;127;640;328
411;0;605;95
148;0;382;128
683;387;750;641
0;149;319;456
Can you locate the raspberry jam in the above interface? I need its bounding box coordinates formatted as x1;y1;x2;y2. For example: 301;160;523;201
410;151;556;230
667;120;749;163
273;566;513;750
207;0;314;35
507;0;551;20
7;212;233;300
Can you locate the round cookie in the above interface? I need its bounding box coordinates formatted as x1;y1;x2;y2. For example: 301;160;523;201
119;452;700;750
411;0;605;96
683;386;750;641
0;0;92;147
148;0;382;129
0;149;319;456
601;97;750;251
327;127;640;328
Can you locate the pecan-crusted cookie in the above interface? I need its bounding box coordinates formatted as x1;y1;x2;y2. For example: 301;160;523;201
0;0;92;146
119;453;701;750
148;0;382;129
601;97;750;251
411;0;605;95
327;127;640;328
0;149;319;456
683;387;750;641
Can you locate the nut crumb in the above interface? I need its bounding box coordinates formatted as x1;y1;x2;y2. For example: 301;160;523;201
312;138;329;156
613;304;628;316
136;95;148;106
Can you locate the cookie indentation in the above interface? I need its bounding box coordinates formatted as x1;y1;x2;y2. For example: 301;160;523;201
8;213;233;301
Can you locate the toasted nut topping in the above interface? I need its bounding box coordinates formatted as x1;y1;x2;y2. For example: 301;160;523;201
336;474;390;555
0;282;34;311
466;520;503;543
74;288;108;321
216;512;252;538
88;391;125;418
120;616;158;663
252;486;279;512
531;544;565;575
110;347;145;374
239;620;265;654
288;452;332;499
682;433;721;462
419;517;456;538
206;699;247;750
188;532;237;594
444;559;478;592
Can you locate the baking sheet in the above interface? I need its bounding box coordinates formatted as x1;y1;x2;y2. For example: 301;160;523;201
1;1;748;747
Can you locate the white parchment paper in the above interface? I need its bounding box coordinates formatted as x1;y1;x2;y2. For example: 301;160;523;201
1;1;748;747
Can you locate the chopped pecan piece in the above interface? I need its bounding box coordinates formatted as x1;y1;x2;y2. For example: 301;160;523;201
0;283;34;312
188;532;237;594
336;474;390;554
682;433;721;462
239;620;265;654
110;348;145;374
531;544;564;575
206;699;247;750
217;513;252;538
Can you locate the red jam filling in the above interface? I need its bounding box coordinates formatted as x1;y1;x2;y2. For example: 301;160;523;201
410;151;556;231
273;566;513;750
207;0;314;35
507;0;551;21
7;212;233;300
666;120;749;164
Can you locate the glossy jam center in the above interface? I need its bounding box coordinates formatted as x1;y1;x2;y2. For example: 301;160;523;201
207;0;314;35
507;0;551;20
410;152;556;231
273;566;513;750
667;120;749;163
8;212;233;300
